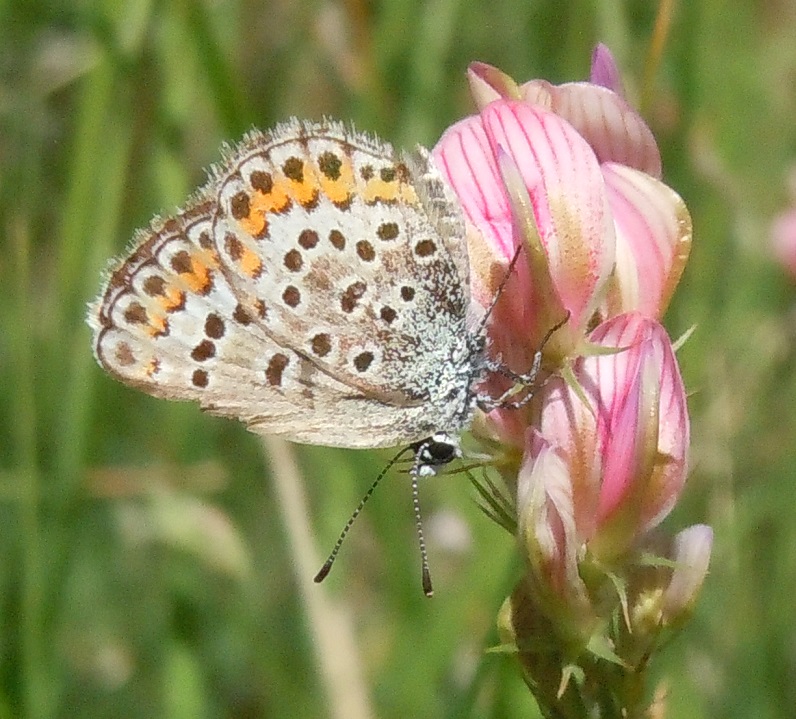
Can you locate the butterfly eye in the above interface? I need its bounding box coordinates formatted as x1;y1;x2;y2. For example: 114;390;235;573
420;437;459;467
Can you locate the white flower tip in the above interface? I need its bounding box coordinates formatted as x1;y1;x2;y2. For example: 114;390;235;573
663;524;713;618
467;62;521;108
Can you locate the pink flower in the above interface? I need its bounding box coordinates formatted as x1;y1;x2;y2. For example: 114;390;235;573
516;314;689;605
444;47;708;713
434;49;692;360
771;208;796;281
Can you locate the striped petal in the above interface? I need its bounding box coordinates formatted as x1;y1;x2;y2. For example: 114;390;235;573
434;100;616;333
521;81;662;178
601;163;692;318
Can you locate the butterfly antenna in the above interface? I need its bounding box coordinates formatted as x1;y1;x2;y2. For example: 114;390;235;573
473;243;525;338
411;472;433;597
314;446;412;585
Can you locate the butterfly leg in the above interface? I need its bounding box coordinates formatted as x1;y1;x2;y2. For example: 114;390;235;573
480;311;571;410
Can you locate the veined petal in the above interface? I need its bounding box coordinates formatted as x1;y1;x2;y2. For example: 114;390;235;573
589;314;689;536
433;115;514;258
519;79;555;109
432;114;525;317
494;145;571;350
479;100;616;331
601;163;692;319
637;321;689;532
518;432;585;603
596;339;657;524
536;377;603;543
537;82;661;178
592;337;663;557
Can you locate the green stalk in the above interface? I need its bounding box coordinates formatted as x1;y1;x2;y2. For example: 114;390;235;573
11;217;46;719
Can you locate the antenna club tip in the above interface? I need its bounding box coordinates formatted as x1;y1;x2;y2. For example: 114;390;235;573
422;572;434;597
314;562;332;583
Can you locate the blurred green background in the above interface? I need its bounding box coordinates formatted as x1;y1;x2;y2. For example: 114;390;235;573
3;0;796;717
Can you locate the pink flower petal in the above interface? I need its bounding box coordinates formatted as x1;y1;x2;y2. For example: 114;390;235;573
638;322;689;532
545;83;662;178
535;377;603;543
589;43;626;97
467;61;522;109
478;100;616;330
770;208;796;281
601;163;692;318
596;339;653;525
519;79;555;109
433;115;514;258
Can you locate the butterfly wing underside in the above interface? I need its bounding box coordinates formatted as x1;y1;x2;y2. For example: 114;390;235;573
89;119;473;448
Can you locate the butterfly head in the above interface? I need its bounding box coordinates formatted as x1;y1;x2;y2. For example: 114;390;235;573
411;432;462;477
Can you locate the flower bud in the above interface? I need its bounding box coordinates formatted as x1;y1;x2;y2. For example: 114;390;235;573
662;524;713;622
517;313;689;582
